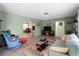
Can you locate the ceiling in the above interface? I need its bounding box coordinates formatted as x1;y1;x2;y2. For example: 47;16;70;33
0;3;79;20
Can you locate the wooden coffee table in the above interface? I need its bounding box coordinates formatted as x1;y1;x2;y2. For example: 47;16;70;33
36;40;48;52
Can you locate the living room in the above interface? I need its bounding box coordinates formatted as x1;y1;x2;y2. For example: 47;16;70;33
0;3;79;56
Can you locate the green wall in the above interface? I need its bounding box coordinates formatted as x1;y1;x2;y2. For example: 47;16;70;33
0;11;76;37
0;11;41;37
42;17;76;33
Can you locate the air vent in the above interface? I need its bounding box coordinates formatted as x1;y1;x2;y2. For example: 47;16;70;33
44;12;48;15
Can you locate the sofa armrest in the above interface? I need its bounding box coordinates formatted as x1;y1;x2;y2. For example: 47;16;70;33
44;49;68;56
50;47;69;54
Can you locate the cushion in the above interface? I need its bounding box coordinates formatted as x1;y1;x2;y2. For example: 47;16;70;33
62;35;68;44
68;33;79;43
52;39;66;47
67;33;79;56
50;47;69;54
47;49;68;56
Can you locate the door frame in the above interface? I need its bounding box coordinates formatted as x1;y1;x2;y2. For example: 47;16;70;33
55;21;65;36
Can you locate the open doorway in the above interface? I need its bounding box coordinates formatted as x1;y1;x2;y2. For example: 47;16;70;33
22;21;35;38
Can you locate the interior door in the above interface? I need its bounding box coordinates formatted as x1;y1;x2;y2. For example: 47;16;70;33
55;21;65;37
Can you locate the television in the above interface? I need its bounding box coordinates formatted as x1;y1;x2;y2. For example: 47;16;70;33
44;26;51;31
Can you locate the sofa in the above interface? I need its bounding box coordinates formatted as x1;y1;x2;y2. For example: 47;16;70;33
44;33;79;56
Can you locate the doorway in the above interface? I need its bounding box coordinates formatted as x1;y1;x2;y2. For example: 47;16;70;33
55;21;65;37
22;21;35;38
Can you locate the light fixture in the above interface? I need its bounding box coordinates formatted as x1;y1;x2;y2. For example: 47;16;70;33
44;12;48;15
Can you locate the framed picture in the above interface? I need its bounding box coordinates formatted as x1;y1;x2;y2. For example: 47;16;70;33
59;22;62;26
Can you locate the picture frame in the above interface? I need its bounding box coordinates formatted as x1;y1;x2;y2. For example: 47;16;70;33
59;22;62;26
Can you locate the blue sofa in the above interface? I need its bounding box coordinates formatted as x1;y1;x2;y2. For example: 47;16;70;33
44;33;79;56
